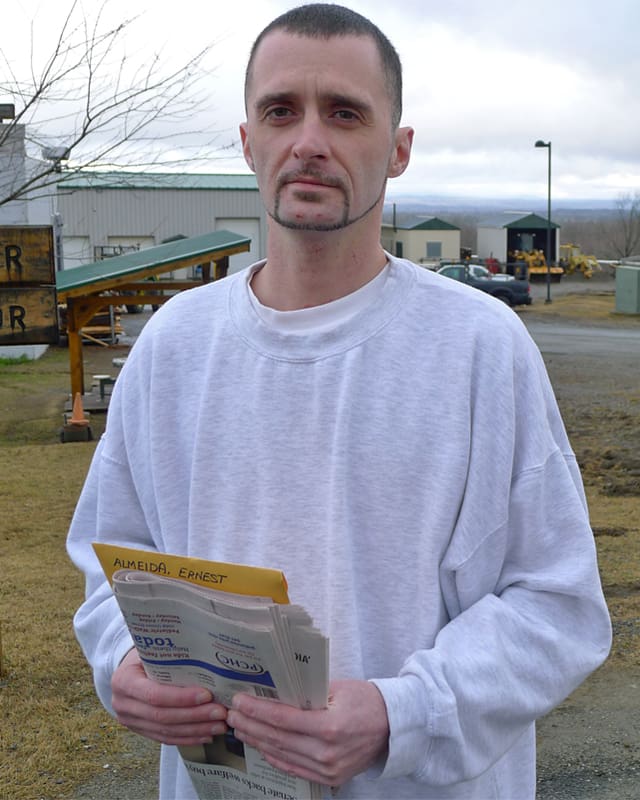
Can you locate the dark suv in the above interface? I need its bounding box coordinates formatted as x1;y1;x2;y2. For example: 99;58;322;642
437;264;532;307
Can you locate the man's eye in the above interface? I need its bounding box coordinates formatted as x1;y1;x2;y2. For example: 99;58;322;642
266;107;293;119
334;109;359;121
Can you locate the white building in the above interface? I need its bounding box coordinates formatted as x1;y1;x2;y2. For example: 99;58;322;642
0;123;55;227
381;217;461;264
56;171;266;276
0;123;54;358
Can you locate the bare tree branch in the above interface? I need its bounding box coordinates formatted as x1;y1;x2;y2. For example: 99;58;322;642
0;0;228;208
604;192;640;259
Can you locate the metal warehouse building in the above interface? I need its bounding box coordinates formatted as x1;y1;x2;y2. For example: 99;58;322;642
476;212;560;265
56;171;266;275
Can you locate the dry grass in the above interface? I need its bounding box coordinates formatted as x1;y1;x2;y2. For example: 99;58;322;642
521;289;640;326
588;493;640;665
0;349;147;799
0;294;638;797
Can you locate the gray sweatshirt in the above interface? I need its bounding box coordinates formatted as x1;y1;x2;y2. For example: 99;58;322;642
68;256;611;799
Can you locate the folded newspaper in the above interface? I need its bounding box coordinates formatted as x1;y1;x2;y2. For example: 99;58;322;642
94;544;329;800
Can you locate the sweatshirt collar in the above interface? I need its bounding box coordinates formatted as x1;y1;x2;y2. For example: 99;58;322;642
228;254;416;362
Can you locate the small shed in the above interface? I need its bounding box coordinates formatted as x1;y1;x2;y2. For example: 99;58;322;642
615;260;640;314
56;229;250;398
381;217;461;264
477;212;560;264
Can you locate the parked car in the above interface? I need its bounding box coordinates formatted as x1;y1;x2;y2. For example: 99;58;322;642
437;265;532;307
467;264;515;282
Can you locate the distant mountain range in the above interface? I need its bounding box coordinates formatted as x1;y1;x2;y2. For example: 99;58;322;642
383;194;616;221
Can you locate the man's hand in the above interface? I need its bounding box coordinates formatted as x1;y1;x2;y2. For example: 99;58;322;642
227;679;389;787
111;649;228;745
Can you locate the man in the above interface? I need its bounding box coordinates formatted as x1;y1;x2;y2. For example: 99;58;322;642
67;5;611;799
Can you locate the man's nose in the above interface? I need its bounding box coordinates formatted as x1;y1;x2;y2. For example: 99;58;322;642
291;113;330;161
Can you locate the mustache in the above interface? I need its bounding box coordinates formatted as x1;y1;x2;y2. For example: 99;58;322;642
276;169;346;192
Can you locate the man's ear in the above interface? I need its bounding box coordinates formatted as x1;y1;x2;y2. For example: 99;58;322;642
239;123;255;172
387;126;414;179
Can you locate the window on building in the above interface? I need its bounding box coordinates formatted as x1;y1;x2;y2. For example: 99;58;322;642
395;241;403;258
427;241;442;259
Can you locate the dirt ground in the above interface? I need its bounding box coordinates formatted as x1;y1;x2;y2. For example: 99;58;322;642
71;279;639;800
522;285;640;798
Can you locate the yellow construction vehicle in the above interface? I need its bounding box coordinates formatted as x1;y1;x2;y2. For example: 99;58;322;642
558;243;600;279
510;249;564;282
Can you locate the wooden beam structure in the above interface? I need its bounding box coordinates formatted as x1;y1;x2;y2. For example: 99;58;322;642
55;231;250;399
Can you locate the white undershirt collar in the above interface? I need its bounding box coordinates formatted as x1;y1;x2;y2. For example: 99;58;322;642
246;262;390;335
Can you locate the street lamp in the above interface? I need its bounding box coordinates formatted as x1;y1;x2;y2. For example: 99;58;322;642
42;146;71;271
535;140;552;303
42;146;70;173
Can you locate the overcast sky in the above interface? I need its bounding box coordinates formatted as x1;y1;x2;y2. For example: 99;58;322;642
8;0;640;205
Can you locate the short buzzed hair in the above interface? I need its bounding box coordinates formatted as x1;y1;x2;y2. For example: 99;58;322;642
244;3;403;129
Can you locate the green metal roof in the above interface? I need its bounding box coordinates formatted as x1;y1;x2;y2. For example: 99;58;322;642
382;216;460;231
56;230;251;295
478;212;559;230
57;171;258;192
409;217;459;231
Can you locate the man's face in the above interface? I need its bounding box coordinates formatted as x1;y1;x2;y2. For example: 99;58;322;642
241;31;412;233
